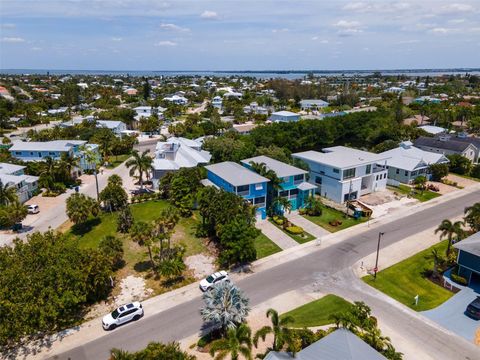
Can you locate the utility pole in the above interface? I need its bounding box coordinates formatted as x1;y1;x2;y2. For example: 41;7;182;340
374;232;385;279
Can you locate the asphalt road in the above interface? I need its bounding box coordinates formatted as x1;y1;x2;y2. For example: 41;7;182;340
55;189;480;360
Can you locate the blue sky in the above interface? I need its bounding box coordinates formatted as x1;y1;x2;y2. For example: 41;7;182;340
1;0;479;70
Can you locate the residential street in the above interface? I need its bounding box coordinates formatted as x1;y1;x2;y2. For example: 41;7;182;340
47;188;480;360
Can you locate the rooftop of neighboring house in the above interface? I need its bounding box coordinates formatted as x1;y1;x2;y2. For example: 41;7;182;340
241;155;307;178
300;99;329;106
206;161;270;187
454;231;480;257
293;146;390;169
264;329;387;360
9;140;88;152
271;110;299;117
379;141;449;171
418;125;446;135
0;173;38;186
0;162;26;175
232;122;257;133
403;114;430;126
414;135;477;153
153;137;211;170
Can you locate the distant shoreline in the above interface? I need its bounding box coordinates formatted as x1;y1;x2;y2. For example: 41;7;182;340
1;68;479;79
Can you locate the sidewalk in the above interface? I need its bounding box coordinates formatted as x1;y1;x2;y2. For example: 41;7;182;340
255;220;298;249
285;211;329;238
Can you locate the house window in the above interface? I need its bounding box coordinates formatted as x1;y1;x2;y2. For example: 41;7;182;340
411;171;417;176
315;176;322;185
290;188;299;196
366;164;371;174
383;173;387;179
254;196;266;205
333;168;340;174
49;152;55;156
16;152;22;155
343;168;356;179
255;183;263;191
237;185;249;194
396;168;400;174
279;190;288;197
404;170;409;176
30;152;34;156
294;174;303;182
376;175;379;181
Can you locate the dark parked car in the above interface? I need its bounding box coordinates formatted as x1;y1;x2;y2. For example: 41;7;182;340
130;188;154;196
466;297;480;320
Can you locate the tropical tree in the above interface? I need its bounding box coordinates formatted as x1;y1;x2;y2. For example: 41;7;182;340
109;342;195;360
413;176;427;193
7;200;28;226
253;308;294;352
60;152;79;178
66;193;100;225
130;221;155;268
126;149;153;189
209;324;253;360
82;145;102;200
201;282;250;334
0;181;18;206
464;202;480;232
272;197;292;216
249;161;282;214
117;205;134;233
100;175;128;211
435;219;465;256
304;195;323;216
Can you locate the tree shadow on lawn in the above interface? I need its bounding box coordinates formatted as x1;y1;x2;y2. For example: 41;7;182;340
70;217;102;236
134;260;153;273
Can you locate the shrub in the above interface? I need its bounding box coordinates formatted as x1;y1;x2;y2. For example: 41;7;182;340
329;219;343;227
429;163;449;181
451;273;468;286
286;225;304;235
470;164;480;179
273;216;284;225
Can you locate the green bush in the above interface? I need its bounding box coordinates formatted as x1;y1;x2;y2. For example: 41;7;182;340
451;272;468;286
273;216;284;225
286;225;304;235
470;164;480;179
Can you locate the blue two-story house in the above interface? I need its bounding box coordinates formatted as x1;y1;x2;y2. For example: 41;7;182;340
9;140;100;173
204;161;269;220
241;155;316;211
454;232;480;286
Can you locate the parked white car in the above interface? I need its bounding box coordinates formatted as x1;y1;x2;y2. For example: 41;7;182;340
27;204;39;214
102;302;143;330
199;270;230;292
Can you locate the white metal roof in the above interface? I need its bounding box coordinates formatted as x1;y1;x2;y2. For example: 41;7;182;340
380;145;449;171
241;155;307;178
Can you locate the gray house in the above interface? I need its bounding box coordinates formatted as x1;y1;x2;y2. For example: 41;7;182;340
379;141;449;184
454;232;480;286
414;135;478;162
264;329;387;360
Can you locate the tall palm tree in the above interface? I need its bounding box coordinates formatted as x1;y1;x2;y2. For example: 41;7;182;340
60;152;79;178
209;324;253;360
126;150;153;189
435;219;464;256
253;308;294;352
273;197;292;216
82;146;102;200
249;162;282;214
39;156;59;190
129;221;155;269
0;181;18;206
464;203;480;232
8;200;28;226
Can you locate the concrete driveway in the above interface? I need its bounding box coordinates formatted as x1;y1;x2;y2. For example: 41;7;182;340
422;288;480;342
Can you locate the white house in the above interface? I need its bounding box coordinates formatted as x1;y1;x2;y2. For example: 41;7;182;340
60;118;127;136
243;102;269;115
163;95;188;105
0;162;39;203
292;146;390;204
152;137;211;188
269;111;300;123
379;141;449;184
300;99;329;111
212;96;223;109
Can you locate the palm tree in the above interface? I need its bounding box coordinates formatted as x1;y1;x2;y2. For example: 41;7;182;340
39;156;59;190
107;174;123;187
126;150;153;189
82;146;102;200
465;203;480;232
0;181;18;206
435;219;464;256
201;281;250;335
249;161;282;214
60;152;79;178
209;324;253;360
8;200;28;226
130;221;155;269
273;197;292;216
253;308;294;352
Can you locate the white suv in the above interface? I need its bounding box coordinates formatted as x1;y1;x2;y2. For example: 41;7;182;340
199;270;230;292
27;204;39;214
102;302;143;330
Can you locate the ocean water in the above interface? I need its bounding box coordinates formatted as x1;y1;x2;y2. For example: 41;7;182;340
1;68;479;79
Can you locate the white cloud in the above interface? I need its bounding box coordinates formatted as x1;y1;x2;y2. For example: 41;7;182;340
200;10;218;20
160;23;190;32
1;23;16;29
429;27;457;34
448;18;466;24
333;20;363;36
31;46;42;51
1;37;25;43
155;40;177;46
342;2;411;13
439;3;474;13
397;39;420;44
272;28;289;33
333;20;361;28
111;37;123;41
311;37;329;43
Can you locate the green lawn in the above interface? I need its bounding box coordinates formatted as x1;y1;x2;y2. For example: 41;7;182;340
362;240;454;311
69;200;207;257
254;232;282;259
105;154;131;168
281;294;353;327
388;184;441;202
303;206;367;233
269;219;316;244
